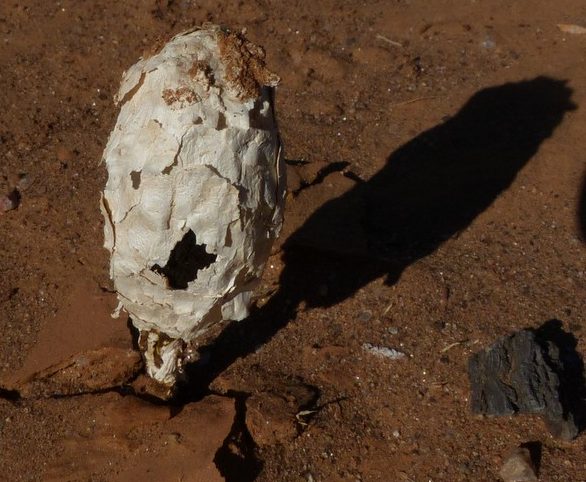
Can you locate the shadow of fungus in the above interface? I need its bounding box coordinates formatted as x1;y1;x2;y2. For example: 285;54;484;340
183;76;576;396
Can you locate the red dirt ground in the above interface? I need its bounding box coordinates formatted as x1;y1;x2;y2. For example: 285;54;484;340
1;1;585;481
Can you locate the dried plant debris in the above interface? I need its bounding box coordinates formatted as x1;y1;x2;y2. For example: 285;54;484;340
468;323;586;440
557;23;586;34
101;25;284;397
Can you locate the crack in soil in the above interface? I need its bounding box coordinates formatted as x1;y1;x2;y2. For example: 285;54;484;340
291;160;364;197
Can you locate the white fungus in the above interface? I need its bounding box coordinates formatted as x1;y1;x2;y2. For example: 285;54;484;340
101;25;285;395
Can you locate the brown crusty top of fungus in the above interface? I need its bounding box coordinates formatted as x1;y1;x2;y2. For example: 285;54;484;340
217;29;280;101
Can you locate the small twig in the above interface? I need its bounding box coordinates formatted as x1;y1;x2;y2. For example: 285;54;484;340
376;34;403;48
392;96;438;107
440;341;463;353
441;338;480;353
295;409;318;426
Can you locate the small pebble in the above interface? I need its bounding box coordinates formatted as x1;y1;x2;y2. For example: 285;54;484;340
358;311;372;322
56;145;74;162
481;36;496;49
17;174;31;191
362;343;406;360
0;190;20;213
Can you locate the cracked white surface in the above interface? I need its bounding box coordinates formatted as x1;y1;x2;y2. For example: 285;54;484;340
101;26;284;390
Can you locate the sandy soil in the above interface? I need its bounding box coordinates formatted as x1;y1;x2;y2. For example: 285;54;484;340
1;1;585;480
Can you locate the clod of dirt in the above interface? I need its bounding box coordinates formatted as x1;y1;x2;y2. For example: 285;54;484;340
131;373;179;401
245;392;299;446
4;347;142;398
56;145;75;162
212;369;320;447
468;328;581;440
44;394;232;482
499;447;538;482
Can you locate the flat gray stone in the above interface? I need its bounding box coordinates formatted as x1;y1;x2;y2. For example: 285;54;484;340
468;328;580;440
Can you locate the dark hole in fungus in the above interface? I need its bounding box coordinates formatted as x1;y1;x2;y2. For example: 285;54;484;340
130;170;141;189
216;112;227;130
162;159;176;175
151;230;217;289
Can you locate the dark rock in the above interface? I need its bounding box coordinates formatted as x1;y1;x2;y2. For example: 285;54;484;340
468;321;585;440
